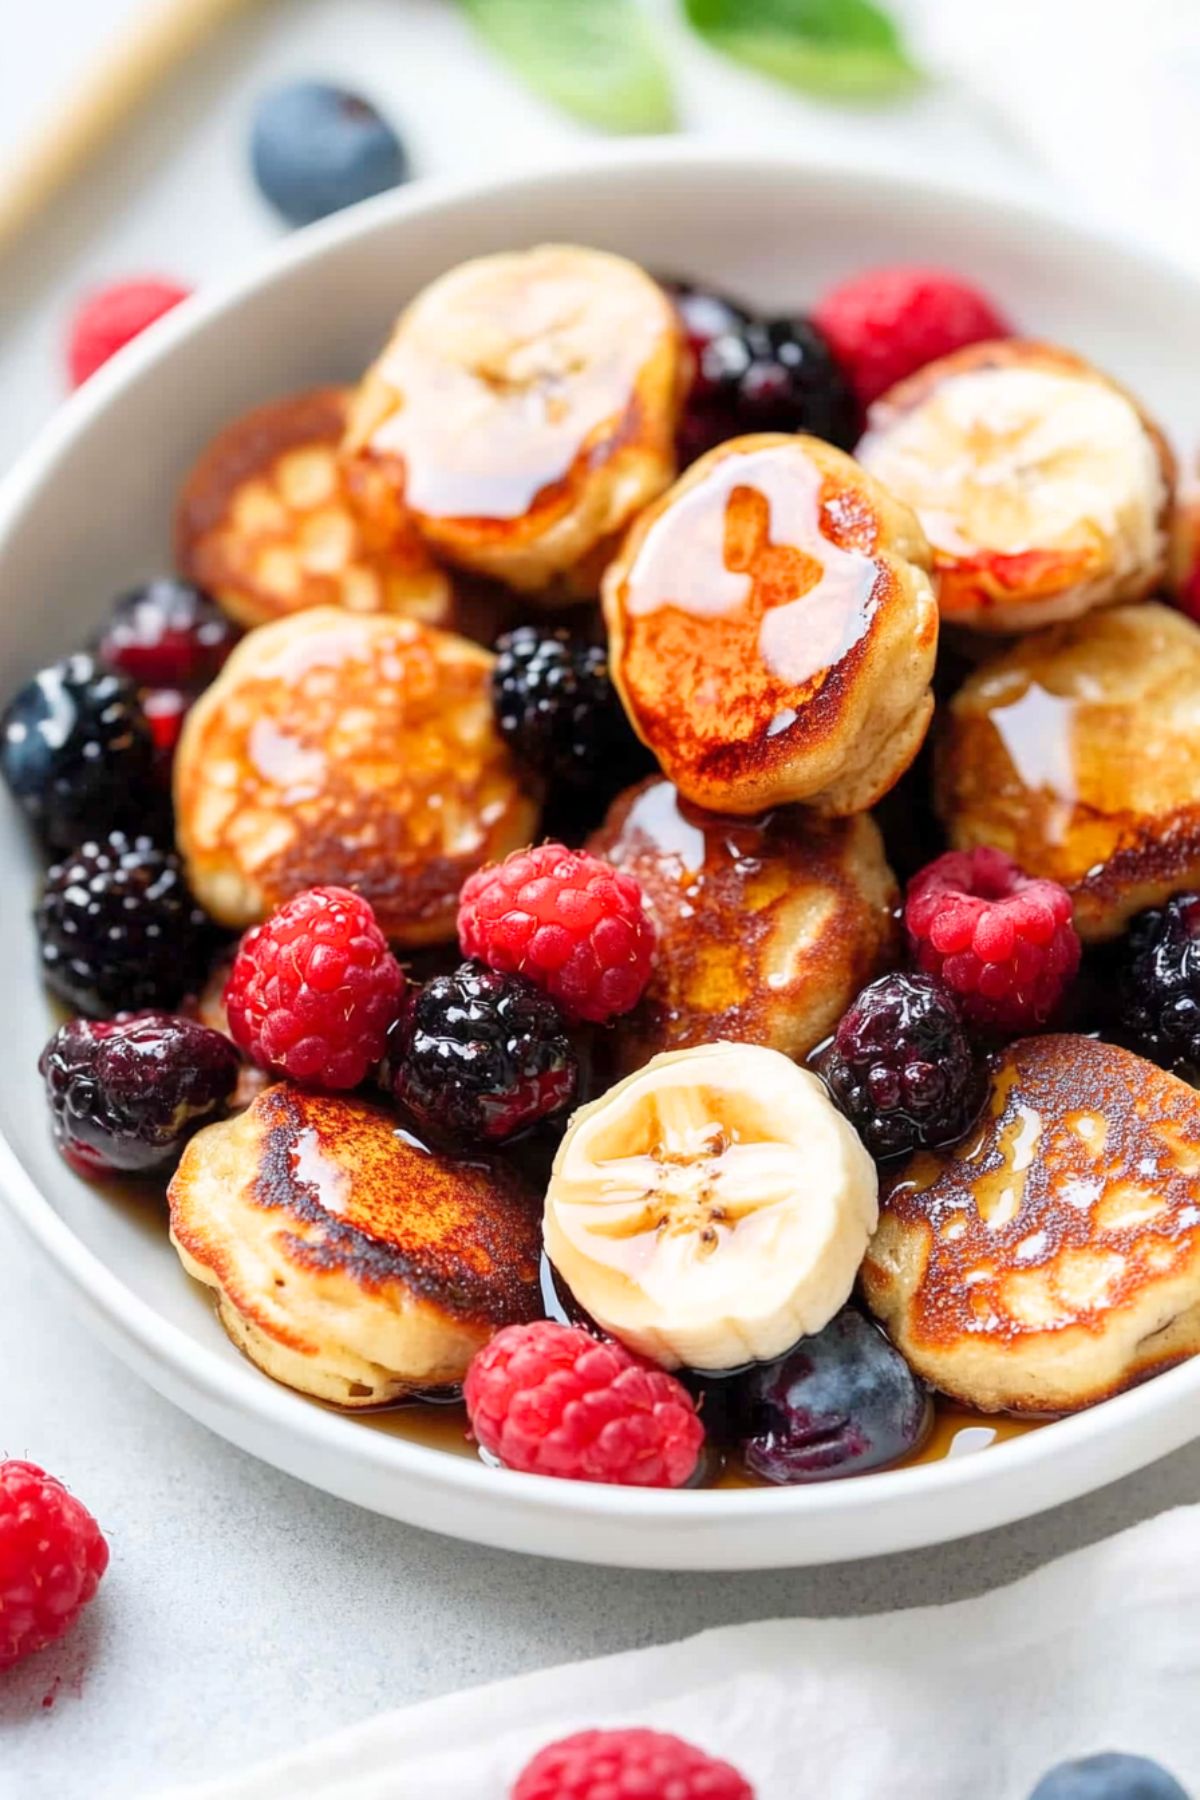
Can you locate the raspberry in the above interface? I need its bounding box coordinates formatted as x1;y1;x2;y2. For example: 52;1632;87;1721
492;626;649;795
142;688;191;763
464;1321;704;1487
458;844;655;1025
813;266;1010;406
67;279;192;388
905;847;1080;1033
822;972;984;1159
0;1461;109;1669
1118;894;1200;1070
225;886;405;1089
512;1729;754;1800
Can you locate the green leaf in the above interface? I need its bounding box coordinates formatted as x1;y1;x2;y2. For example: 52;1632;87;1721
459;0;677;134
683;0;922;99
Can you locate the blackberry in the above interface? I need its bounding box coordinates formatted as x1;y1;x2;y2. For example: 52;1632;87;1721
0;653;159;852
661;277;749;364
387;962;578;1146
98;579;237;690
37;832;212;1019
39;1013;239;1176
679;314;859;466
821;971;984;1160
491;626;649;794
1118;894;1200;1070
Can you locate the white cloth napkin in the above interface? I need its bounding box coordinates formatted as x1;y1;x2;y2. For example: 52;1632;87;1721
162;1505;1200;1799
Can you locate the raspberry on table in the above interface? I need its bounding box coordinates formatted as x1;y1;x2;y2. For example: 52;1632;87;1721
511;1728;755;1800
821;971;984;1159
0;1460;109;1670
491;625;649;795
67;278;192;388
464;1320;704;1487
458;844;656;1025
676;310;858;465
1118;894;1200;1071
813;265;1011;406
37;831;211;1019
387;962;578;1146
905;846;1080;1034
224;886;406;1090
98;579;238;691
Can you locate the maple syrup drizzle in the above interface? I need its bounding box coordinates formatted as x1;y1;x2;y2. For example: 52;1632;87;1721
987;681;1079;844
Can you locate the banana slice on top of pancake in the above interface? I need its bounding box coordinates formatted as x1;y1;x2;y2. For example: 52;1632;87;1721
586;776;898;1073
857;340;1174;634
175;387;451;630
602;433;938;816
342;245;685;598
170;1084;542;1405
863;1034;1200;1415
174;606;538;943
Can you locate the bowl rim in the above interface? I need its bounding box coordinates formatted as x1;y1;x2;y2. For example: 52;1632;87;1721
4;137;1200;1542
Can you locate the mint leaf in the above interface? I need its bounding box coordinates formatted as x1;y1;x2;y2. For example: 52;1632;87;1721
683;0;921;99
459;0;677;134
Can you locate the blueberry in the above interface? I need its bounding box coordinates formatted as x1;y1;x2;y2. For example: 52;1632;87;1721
251;82;408;228
735;1308;929;1483
1027;1753;1191;1800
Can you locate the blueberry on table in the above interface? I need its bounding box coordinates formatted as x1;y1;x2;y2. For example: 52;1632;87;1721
736;1307;930;1483
251;82;409;228
1027;1752;1192;1799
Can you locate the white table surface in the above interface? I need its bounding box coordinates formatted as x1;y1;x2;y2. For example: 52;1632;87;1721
2;5;1197;1799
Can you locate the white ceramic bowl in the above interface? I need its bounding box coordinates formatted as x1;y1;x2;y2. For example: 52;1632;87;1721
4;145;1200;1570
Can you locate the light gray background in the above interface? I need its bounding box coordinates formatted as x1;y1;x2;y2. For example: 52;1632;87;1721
2;5;1196;1799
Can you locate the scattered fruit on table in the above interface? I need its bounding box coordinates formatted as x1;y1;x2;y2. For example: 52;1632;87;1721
1119;894;1200;1071
98;579;237;690
0;1460;109;1669
464;1320;705;1487
813;264;1010;407
40;1013;239;1176
1027;1753;1191;1800
224;886;405;1091
37;831;211;1019
67;278;192;388
510;1727;754;1800
250;82;409;227
492;624;649;794
458;843;656;1025
735;1306;930;1483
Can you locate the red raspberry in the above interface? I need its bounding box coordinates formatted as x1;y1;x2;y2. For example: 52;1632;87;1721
458;844;655;1024
0;1461;109;1669
905;847;1080;1033
67;278;192;388
512;1728;754;1800
225;886;405;1089
142;688;190;762
464;1321;704;1488
813;266;1010;407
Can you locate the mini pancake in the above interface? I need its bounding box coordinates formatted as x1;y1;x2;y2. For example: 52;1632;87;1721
862;1034;1200;1415
858;339;1174;634
169;1083;542;1406
601;433;938;816
342;245;684;597
175;386;450;630
936;602;1200;942
174;606;538;943
586;776;898;1072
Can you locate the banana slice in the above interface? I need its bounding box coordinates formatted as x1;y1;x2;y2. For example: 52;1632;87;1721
857;340;1174;634
342;245;684;597
545;1042;878;1372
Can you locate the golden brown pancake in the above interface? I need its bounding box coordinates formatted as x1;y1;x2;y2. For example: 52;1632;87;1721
937;602;1200;942
175;387;450;630
586;776;898;1072
174;606;539;943
862;1034;1200;1415
343;245;684;597
602;433;938;816
858;340;1174;634
169;1083;543;1406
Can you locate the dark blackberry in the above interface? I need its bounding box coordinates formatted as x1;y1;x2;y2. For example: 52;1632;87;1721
0;653;159;852
98;579;237;690
492;626;649;794
661;277;749;364
37;832;212;1019
821;971;984;1160
387;962;578;1146
39;1013;239;1176
1118;894;1200;1070
678;314;859;466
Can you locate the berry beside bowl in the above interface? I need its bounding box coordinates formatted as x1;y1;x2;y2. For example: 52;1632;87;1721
4;149;1200;1571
